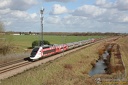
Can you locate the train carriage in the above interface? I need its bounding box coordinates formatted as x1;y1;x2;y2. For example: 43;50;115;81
29;38;96;61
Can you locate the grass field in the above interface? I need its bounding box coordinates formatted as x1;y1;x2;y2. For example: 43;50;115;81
4;35;103;51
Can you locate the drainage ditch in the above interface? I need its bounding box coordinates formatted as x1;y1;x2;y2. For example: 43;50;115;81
89;43;125;78
89;44;113;76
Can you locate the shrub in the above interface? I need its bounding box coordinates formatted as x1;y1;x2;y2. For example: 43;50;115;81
91;59;96;67
32;40;50;48
98;47;105;55
63;64;73;70
0;44;13;55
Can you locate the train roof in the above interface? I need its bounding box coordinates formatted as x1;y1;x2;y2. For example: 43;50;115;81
34;45;52;49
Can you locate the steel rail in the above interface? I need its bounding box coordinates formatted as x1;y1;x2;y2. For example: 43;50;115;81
0;61;32;74
0;59;24;68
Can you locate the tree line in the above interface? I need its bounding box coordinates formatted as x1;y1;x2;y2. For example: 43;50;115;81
1;31;127;36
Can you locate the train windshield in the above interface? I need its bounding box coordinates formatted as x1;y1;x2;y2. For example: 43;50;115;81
30;47;39;57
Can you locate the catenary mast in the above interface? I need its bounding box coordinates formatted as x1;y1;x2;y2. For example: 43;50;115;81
40;7;44;46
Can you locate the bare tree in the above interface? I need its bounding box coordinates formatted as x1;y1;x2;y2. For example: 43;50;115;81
0;21;4;32
0;21;10;55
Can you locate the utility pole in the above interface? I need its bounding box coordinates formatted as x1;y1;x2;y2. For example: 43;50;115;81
40;7;44;46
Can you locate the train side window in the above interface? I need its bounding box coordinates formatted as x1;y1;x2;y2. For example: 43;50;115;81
43;49;56;54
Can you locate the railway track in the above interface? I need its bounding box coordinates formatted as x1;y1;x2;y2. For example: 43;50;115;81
0;61;32;74
0;59;24;68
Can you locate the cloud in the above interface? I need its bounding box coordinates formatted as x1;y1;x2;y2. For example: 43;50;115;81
44;15;128;33
0;9;39;32
62;15;88;26
30;13;37;19
117;16;128;23
95;0;113;8
0;8;11;15
10;10;37;19
11;11;29;18
71;3;128;24
50;4;68;15
0;0;38;11
95;0;128;11
114;0;128;10
94;8;128;24
43;0;75;3
72;5;106;17
95;0;106;5
4;21;12;26
46;16;61;24
94;0;128;24
0;0;11;8
0;0;39;32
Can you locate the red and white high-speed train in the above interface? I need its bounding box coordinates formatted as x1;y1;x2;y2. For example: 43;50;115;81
29;38;96;61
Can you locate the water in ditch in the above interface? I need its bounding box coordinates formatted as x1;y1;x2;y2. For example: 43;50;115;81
89;51;110;76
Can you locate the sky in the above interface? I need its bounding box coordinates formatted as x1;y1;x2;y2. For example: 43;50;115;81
0;0;128;33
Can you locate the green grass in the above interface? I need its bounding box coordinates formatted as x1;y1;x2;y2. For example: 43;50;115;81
4;35;103;49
